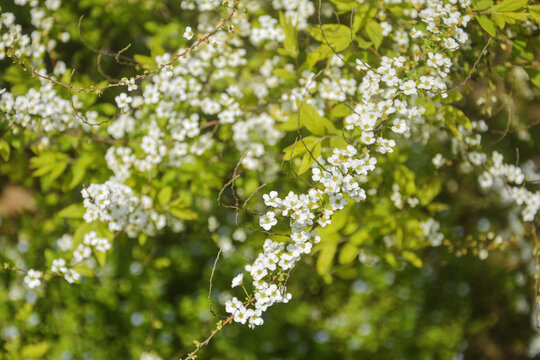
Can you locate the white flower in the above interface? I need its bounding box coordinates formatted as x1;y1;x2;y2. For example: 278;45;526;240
225;297;243;315
64;269;81;284
247;309;264;328
400;80;417;95
73;244;91;262
96;238;111;252
233;306;248;324
232;228;246;242
251;265;268;281
84;231;98;246
183;26;194;40
57;234;73;252
478;172;493;188
24;269;42;289
115;93;132;110
140;352;162;360
360;131;376;145
259;211;277;231
391;119;408;134
432;153;445;168
51;258;67;273
231;273;244;288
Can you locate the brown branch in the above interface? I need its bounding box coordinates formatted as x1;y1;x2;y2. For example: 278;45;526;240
208;248;225;320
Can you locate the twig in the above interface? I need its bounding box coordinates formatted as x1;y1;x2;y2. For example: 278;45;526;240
77;15;138;67
449;38;492;92
317;0;358;73
67;69;110;126
208;248;225;320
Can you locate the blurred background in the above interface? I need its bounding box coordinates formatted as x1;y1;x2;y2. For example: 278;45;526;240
2;0;540;359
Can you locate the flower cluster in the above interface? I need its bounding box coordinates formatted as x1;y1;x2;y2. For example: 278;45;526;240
3;0;538;345
232;114;282;169
0;1;88;134
50;258;80;284
479;152;540;222
82;181;166;237
224;0;483;328
419;218;444;247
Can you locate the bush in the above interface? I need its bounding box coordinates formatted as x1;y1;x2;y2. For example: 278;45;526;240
1;0;540;359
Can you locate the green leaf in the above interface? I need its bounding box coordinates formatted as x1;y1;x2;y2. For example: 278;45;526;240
355;36;373;49
338;242;359;264
352;4;378;32
349;229;369;245
476;15;497;37
492;13;507;28
329;0;357;13
317;243;337;275
68;165;86;190
437;91;463;104
513;38;534;61
427;202;450;214
493;0;528;12
279;12;298;58
0;139;10;162
302;44;334;68
94;249;107;267
530;71;540;88
297;142;322;175
92;103;117;116
442;105;472;129
329;103;351;119
529;9;540;25
306;24;352;52
73;263;94;277
442;105;471;141
296;100;335;136
58;204;86;219
394;165;416;196
49;161;68;181
365;20;383;49
21;342;50;358
68;155;94;190
402;250;423;268
385;253;400;268
139;233;148;246
417;179;442;206
30;152;70;179
170;207;198;221
445;118;462;140
158;186;173;206
502;12;528;21
272;68;296;80
473;0;494;10
282;136;319;160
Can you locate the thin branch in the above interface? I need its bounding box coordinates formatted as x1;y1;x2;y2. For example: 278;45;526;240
77;15;138;67
14;11;236;93
449;38;492;92
208;248;225;320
